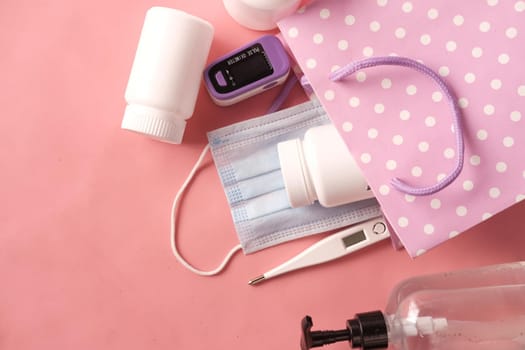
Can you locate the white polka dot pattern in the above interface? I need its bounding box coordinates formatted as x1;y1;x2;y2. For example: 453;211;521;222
279;0;525;257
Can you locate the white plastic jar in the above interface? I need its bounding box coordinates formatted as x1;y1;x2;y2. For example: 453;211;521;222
122;7;214;144
223;0;301;31
277;124;374;208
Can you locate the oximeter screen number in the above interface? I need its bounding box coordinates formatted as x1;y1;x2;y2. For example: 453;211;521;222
208;43;274;93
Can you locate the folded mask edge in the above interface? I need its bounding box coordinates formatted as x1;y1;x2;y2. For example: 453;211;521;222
206;99;323;147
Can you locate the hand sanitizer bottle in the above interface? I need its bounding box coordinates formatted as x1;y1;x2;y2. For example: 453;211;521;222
301;261;525;350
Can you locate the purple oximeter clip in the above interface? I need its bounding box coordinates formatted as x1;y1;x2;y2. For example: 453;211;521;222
204;35;290;106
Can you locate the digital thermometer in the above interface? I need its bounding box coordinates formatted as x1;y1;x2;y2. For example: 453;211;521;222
248;217;390;285
203;35;290;106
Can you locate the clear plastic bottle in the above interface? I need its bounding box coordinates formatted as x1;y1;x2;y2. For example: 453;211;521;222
301;261;525;350
278;124;374;208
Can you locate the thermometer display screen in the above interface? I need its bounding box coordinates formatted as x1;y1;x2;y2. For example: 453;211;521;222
342;230;367;248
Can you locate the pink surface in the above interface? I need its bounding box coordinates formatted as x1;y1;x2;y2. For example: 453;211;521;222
278;0;525;257
1;1;524;350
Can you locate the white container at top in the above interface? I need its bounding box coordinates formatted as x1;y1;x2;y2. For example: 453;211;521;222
277;124;374;208
122;7;214;144
223;0;301;31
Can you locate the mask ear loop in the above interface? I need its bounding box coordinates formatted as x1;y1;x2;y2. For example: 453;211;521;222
170;73;301;276
170;144;242;276
329;56;465;196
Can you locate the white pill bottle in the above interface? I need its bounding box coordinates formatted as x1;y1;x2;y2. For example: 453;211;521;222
122;7;214;144
278;124;374;208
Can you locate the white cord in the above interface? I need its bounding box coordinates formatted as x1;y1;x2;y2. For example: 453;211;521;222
170;144;242;276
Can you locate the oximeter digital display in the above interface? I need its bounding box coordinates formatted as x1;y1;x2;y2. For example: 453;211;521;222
204;35;290;106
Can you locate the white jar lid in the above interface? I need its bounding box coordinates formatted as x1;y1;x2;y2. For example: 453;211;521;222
277;138;315;208
223;0;301;31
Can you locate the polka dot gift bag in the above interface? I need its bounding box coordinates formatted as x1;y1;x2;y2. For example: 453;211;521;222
278;0;525;257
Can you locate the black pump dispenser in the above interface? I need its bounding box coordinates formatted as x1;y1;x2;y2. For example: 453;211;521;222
301;311;388;350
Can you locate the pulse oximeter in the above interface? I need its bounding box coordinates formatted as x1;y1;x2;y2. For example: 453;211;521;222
204;35;290;106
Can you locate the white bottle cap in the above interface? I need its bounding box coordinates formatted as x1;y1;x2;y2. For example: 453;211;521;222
122;104;187;144
223;0;301;31
277;138;315;207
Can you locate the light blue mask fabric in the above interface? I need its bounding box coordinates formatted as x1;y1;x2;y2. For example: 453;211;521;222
207;100;382;254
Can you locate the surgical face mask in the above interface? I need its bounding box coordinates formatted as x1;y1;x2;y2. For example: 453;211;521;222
171;100;381;275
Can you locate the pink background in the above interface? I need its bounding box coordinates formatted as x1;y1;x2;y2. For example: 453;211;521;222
1;1;524;350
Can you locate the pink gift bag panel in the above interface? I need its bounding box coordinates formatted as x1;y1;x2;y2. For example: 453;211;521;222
279;0;525;257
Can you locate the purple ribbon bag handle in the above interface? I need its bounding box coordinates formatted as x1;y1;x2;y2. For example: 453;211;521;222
330;56;465;196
